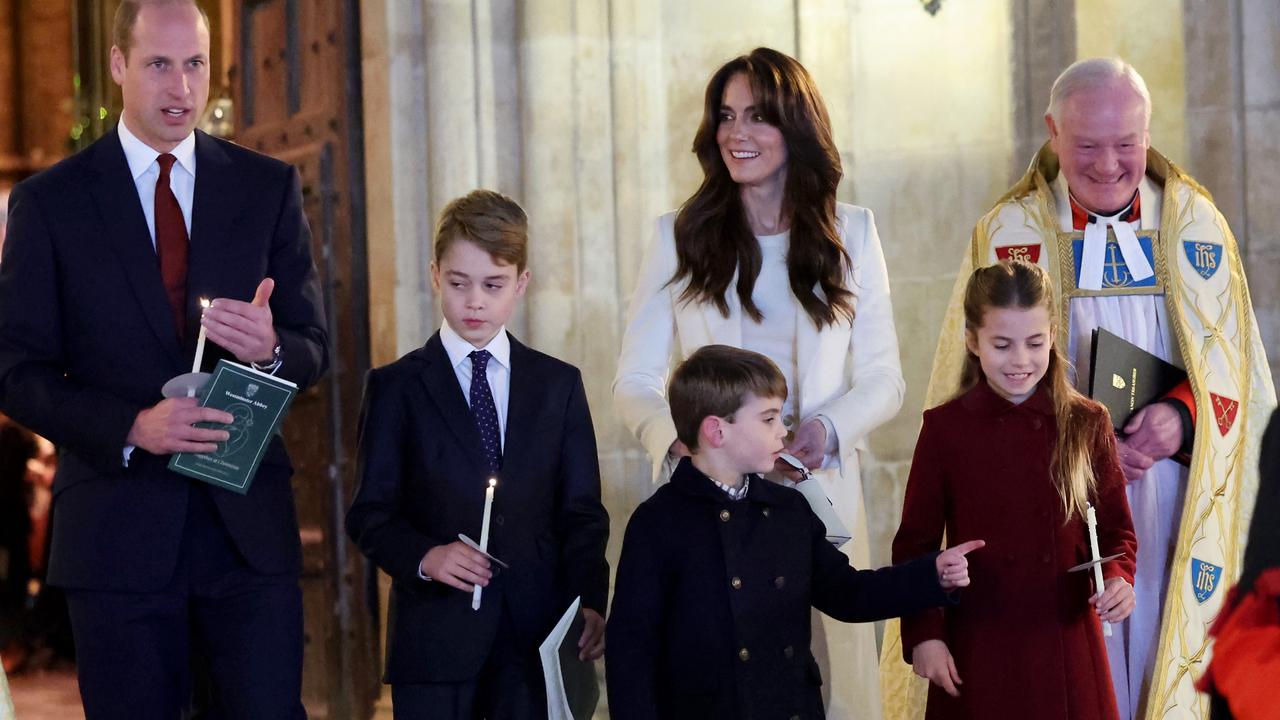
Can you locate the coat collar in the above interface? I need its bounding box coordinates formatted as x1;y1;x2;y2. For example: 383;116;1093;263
668;457;785;506
413;330;539;479
84;129;247;367
959;375;1056;417
87;129;183;364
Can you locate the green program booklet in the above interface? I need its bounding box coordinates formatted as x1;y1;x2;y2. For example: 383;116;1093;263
168;359;298;494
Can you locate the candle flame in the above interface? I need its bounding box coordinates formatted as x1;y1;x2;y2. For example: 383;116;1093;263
199;297;212;309
488;478;497;488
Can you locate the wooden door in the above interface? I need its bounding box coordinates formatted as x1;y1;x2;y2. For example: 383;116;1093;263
229;1;376;718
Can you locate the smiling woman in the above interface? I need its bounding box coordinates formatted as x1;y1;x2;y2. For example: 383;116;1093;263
612;46;906;720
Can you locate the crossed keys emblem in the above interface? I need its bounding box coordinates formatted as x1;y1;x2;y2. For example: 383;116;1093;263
1211;393;1239;436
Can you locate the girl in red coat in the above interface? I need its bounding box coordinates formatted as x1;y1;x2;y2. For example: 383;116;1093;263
894;259;1138;719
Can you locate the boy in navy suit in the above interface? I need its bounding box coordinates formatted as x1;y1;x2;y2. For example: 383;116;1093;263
346;190;609;719
606;345;984;719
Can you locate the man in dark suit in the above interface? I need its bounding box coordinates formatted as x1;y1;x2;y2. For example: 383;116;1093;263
0;1;326;717
345;190;609;719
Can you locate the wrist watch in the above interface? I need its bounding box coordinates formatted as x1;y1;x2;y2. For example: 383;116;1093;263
251;342;283;374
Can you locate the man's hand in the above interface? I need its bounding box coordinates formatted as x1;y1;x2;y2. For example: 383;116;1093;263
912;639;962;697
1114;436;1154;483
126;397;234;455
1092;576;1136;623
1120;403;1182;470
936;539;985;590
577;608;605;661
202;278;278;365
783;418;827;470
419;541;492;592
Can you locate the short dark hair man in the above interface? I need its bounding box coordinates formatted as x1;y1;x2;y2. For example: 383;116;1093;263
0;1;327;716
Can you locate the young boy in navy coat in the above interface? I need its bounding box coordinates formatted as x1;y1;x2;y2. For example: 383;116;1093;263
346;190;609;719
606;345;983;719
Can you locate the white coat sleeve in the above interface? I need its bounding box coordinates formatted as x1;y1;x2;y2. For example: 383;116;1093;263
814;207;906;458
612;215;681;481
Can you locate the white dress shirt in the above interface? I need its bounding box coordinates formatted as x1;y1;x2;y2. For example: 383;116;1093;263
439;321;511;450
117;119;197;244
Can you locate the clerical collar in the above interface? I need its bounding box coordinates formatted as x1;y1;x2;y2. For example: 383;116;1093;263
1069;192;1141;232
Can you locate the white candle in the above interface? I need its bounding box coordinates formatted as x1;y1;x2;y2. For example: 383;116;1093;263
1086;503;1112;637
472;477;496;611
191;298;212;374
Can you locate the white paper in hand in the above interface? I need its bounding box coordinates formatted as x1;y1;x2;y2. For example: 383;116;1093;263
539;596;599;720
778;453;852;548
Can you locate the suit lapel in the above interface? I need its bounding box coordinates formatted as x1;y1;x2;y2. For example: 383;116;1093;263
87;130;183;365
186;132;248;358
502;334;537;476
417;335;489;474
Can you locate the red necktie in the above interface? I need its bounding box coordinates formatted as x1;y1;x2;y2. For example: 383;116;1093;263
155;153;189;338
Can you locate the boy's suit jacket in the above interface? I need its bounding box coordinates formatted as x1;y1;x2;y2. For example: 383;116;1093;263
0;128;328;593
345;331;610;684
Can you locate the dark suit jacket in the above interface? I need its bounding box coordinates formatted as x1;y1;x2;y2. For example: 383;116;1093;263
0;128;327;592
345;331;610;684
606;458;950;720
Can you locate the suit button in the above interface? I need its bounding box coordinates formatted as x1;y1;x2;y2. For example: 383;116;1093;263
762;508;771;518
730;577;742;590
495;514;504;526
719;509;731;522
1032;418;1043;430
783;645;794;659
790;715;801;720
738;648;750;662
775;576;786;589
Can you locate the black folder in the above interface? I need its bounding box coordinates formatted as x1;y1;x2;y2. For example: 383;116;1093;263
1088;328;1187;431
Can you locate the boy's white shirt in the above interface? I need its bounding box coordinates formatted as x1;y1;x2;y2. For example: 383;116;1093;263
438;320;512;449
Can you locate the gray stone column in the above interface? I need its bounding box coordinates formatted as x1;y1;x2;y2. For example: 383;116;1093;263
1010;0;1076;182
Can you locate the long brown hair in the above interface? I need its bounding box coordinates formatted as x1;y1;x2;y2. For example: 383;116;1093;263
670;47;854;328
958;260;1103;523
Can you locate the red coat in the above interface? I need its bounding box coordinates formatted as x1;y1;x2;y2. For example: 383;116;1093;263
893;379;1137;720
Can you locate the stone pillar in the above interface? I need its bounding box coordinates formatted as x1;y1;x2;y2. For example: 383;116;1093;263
1010;0;1076;182
1240;0;1280;386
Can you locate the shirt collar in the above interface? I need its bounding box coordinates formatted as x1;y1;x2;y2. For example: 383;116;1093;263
710;475;750;501
669;458;781;505
1068;190;1141;232
117;118;197;181
439;321;511;372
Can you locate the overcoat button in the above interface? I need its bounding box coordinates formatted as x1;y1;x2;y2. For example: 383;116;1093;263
775;576;786;589
783;645;795;659
738;648;750;662
719;509;731;522
731;577;742;590
762;508;771;518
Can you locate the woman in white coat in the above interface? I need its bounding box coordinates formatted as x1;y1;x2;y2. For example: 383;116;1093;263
613;47;904;719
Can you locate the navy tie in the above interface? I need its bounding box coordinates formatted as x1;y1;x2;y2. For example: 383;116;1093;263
468;350;503;473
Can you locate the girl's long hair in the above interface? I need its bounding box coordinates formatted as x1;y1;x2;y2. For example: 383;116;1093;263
670;47;854;328
957;260;1102;523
